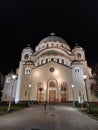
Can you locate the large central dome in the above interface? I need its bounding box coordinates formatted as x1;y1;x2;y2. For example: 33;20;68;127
35;35;71;51
39;35;67;44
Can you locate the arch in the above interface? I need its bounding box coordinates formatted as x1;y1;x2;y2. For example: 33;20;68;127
46;58;48;63
37;82;45;102
47;44;48;48
51;58;54;61
57;58;59;63
47;79;58;103
35;48;71;58
62;59;64;64
74;67;80;74
60;82;68;103
25;67;31;74
77;53;82;60
41;59;43;64
49;81;56;87
24;54;29;60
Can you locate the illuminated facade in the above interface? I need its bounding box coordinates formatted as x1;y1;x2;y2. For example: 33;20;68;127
2;35;96;103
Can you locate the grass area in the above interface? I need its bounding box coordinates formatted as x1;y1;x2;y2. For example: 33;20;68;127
79;103;98;118
0;103;27;115
0;105;8;115
89;103;98;117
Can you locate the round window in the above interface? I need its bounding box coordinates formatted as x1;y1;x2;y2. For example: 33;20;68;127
50;67;55;72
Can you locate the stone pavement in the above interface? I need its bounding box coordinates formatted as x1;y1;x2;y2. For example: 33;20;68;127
0;104;98;130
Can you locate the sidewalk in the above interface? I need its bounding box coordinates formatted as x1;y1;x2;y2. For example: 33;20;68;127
0;104;98;130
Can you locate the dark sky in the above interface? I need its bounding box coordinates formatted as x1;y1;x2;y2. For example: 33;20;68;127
0;0;98;75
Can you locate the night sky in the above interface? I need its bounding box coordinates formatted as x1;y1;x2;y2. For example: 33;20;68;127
0;0;98;75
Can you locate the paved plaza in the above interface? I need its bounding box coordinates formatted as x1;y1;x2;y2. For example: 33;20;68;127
0;104;98;130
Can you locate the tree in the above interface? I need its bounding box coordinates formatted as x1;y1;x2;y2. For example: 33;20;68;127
0;71;4;100
90;83;98;98
90;64;98;97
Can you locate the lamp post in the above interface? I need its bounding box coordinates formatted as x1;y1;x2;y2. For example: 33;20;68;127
71;84;75;106
83;75;91;113
7;74;17;112
28;84;31;106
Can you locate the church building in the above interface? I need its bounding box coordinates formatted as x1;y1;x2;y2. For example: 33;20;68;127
2;34;96;104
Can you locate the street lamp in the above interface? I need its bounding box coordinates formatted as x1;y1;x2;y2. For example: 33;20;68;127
71;84;75;106
7;74;17;112
83;75;91;113
28;84;32;106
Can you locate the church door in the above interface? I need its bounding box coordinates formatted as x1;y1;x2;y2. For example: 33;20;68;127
47;79;58;103
49;90;56;102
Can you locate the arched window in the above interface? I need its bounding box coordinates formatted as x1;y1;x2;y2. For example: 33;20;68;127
61;87;66;91
6;77;10;83
25;67;31;74
24;54;29;60
38;82;44;92
50;67;55;72
61;82;67;91
38;82;44;88
62;59;64;64
41;60;43;64
51;58;54;61
46;59;48;63
57;58;59;63
49;81;56;87
77;53;81;60
74;67;80;74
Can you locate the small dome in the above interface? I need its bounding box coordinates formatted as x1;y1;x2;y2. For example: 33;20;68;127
25;46;33;50
72;43;84;52
23;44;33;53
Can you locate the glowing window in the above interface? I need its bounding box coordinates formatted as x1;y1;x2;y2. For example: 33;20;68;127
74;67;80;74
50;67;55;72
38;82;44;92
49;81;56;87
38;82;44;88
6;77;10;83
24;54;29;60
77;53;81;59
61;82;67;91
25;67;31;74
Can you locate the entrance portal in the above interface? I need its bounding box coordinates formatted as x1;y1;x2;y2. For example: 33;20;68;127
49;90;56;102
47;79;58;103
37;82;45;102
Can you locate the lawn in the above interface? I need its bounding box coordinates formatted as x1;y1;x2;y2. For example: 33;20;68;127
0;103;27;115
79;103;98;118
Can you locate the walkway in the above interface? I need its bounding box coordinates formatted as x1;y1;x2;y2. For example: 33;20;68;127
0;104;98;130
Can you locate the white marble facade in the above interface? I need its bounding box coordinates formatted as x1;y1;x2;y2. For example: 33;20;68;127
2;35;96;103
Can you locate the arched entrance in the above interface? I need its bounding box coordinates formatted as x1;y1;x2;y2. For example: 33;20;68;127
47;79;58;103
60;82;67;103
37;82;45;102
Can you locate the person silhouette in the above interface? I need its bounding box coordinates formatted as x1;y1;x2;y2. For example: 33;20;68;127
44;100;47;110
